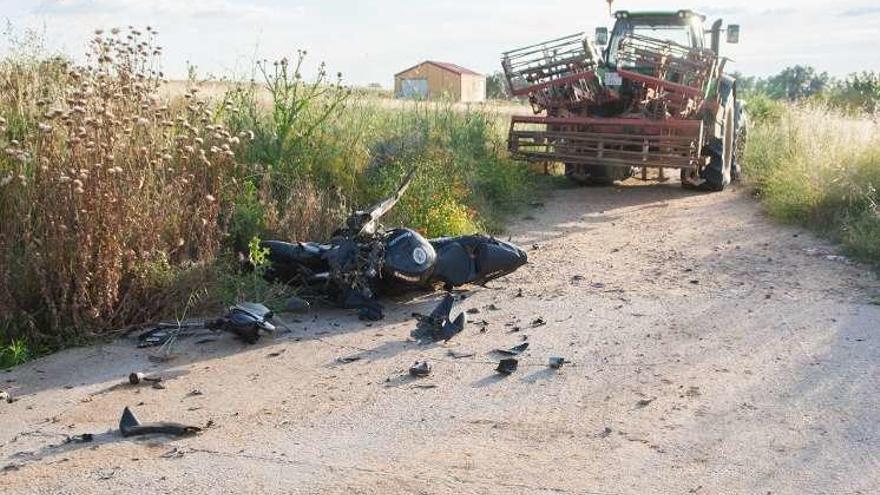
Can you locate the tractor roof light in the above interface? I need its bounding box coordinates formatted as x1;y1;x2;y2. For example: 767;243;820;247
614;11;629;19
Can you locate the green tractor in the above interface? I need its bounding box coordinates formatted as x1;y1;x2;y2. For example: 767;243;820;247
502;9;745;191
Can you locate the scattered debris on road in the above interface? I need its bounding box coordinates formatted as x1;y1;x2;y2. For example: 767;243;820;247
412;293;465;343
496;358;519;375
548;357;567;369
119;407;201;438
128;372;162;386
336;355;362;364
495;342;529;356
409;361;432;377
207;302;277;344
63;433;94;444
635;398;656;409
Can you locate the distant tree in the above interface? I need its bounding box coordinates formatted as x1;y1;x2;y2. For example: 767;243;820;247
486;71;511;99
832;71;880;114
763;65;830;100
730;71;757;94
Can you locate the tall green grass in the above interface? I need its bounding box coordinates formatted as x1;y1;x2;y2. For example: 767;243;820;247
743;99;880;264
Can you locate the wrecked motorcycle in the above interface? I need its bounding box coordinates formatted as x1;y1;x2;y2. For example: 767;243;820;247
261;171;528;320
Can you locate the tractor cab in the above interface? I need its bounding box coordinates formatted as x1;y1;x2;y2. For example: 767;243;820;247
602;11;706;69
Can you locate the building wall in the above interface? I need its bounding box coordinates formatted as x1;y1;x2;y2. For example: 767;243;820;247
395;63;462;101
460;73;487;103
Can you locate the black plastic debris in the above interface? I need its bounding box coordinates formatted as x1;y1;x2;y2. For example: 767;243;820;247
495;342;529;356
208;302;276;344
64;433;94;444
409;361;432;377
531;317;546;328
128;372;162;385
412;294;466;343
137;323;202;348
496;358;518;375
119;407;201;438
548;357;566;369
336;355;362;364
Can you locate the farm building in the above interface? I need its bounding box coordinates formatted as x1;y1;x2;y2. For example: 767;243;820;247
394;61;486;102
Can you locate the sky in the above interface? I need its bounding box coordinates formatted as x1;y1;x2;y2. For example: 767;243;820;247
1;0;879;87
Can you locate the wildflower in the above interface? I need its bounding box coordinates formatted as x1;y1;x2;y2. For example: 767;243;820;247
0;175;12;187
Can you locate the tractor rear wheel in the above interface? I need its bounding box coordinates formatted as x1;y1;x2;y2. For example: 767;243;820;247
565;163;633;186
681;108;734;192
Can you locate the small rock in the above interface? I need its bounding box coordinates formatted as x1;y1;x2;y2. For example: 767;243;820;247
284;296;311;313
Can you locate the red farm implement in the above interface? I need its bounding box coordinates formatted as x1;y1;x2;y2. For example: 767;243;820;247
501;10;745;191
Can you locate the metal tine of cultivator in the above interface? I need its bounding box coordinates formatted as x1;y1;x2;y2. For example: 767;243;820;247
613;34;718;118
507;115;703;170
501;33;603;112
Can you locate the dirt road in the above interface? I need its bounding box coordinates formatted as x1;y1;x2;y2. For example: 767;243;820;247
2;181;878;494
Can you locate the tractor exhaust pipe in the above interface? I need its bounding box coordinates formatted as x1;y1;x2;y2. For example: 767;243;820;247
710;19;723;55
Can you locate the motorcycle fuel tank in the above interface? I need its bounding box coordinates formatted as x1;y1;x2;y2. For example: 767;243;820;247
382;228;437;284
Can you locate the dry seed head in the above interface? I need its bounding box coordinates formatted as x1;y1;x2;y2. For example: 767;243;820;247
38;123;53;133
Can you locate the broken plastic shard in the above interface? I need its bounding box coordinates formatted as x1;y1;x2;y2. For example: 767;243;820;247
496;358;518;375
119;406;201;438
409;361;432;377
495;342;529;356
411;294;464;343
548;356;566;369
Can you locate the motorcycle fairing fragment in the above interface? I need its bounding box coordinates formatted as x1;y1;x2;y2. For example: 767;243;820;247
412;293;466;343
496;358;519;375
119;407;201;438
494;342;530;356
208;302;276;344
